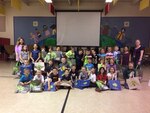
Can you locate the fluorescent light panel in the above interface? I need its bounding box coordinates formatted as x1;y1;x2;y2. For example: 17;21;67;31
105;0;113;3
45;0;52;3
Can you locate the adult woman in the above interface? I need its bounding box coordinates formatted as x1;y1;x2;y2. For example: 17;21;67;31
132;39;144;68
15;37;25;63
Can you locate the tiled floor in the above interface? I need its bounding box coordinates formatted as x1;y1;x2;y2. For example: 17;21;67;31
0;61;150;113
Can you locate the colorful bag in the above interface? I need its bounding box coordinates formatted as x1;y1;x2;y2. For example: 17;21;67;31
12;62;20;75
44;82;56;92
74;79;90;89
34;62;45;71
96;81;109;91
16;84;30;93
108;80;121;90
126;77;141;90
30;80;42;92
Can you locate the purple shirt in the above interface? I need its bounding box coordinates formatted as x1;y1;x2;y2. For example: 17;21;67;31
15;45;22;61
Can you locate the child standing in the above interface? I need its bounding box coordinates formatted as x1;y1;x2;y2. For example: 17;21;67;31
83;49;92;66
106;47;114;60
41;46;47;60
20;45;30;64
65;47;75;66
121;46;131;73
54;46;62;65
75;49;84;71
97;48;106;59
113;46;121;64
30;43;40;63
44;46;56;63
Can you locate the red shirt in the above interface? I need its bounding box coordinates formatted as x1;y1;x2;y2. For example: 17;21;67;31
97;74;108;82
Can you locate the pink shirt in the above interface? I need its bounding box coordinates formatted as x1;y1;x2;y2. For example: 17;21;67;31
15;45;22;61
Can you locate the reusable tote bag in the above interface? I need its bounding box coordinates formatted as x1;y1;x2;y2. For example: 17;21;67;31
30;80;43;92
96;81;109;91
74;79;90;89
126;77;141;90
44;82;56;92
108;80;121;90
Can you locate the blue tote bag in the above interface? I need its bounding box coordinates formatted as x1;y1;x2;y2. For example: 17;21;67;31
44;82;56;92
75;79;90;89
108;80;121;90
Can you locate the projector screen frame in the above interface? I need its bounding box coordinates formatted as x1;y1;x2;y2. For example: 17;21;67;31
56;10;103;47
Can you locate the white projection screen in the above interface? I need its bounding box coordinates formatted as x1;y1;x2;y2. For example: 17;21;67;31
57;12;101;46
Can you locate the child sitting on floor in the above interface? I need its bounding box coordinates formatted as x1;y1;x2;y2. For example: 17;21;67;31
58;57;70;78
95;67;108;92
123;62;136;89
20;60;32;76
88;67;96;87
30;70;44;92
69;65;78;85
45;68;61;91
33;70;44;84
79;67;89;80
60;69;72;88
16;68;33;93
45;60;55;77
107;67;118;80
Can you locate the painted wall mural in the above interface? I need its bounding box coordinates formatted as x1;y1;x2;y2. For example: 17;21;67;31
14;17;56;46
14;17;150;47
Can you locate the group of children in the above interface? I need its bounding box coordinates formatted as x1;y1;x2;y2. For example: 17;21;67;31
15;43;140;93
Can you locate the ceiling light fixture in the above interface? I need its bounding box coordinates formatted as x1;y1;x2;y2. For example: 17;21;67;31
45;0;52;3
105;0;113;3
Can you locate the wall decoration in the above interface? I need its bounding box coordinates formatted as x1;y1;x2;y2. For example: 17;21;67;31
33;21;38;27
124;21;130;27
14;17;56;46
